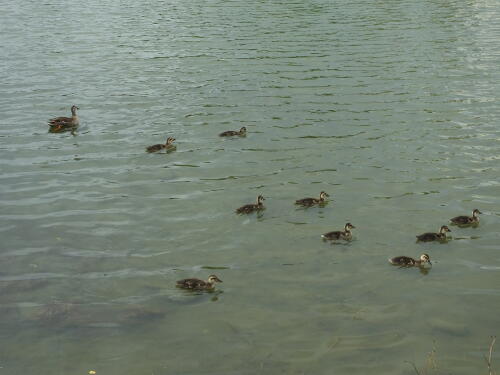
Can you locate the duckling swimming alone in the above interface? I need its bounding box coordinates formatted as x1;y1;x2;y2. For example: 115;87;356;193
295;191;330;207
321;222;355;241
146;137;176;153
48;105;79;131
236;195;265;214
450;209;482;226
219;127;246;137
176;275;222;290
389;253;431;267
416;225;451;242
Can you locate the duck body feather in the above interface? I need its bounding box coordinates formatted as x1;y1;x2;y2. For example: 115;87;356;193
219;127;246;137
146;138;176;153
416;232;445;242
219;130;239;136
236;203;264;214
48;105;79;128
48;122;77;133
295;197;320;207
322;231;352;241
389;256;418;266
176;278;214;290
450;215;477;225
146;144;164;153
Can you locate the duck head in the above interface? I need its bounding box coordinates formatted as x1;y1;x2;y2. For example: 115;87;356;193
440;225;451;233
239;126;247;134
345;222;355;231
257;195;265;204
472;209;482;217
207;275;223;284
420;253;431;265
166;137;176;146
319;191;330;201
71;105;79;114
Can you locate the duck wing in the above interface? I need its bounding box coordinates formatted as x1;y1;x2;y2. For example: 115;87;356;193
236;204;256;214
176;278;207;289
49;116;73;124
389;256;415;266
416;232;437;242
220;130;238;137
295;198;316;206
321;231;342;240
450;215;470;225
146;144;163;153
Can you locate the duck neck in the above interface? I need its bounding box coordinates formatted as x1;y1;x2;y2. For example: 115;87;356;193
206;281;215;288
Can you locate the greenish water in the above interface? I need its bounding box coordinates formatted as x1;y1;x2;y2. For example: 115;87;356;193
1;0;499;374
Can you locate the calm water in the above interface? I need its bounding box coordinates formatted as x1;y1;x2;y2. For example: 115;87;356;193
1;0;499;374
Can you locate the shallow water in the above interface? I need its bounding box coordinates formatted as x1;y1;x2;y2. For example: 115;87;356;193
1;0;499;374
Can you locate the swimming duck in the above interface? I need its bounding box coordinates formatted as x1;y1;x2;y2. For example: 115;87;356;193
48;105;79;131
321;222;355;241
389;253;431;267
176;275;222;290
416;225;451;242
295;191;330;207
146;137;176;153
49;105;79;126
450;209;482;226
236;195;265;214
219;127;246;137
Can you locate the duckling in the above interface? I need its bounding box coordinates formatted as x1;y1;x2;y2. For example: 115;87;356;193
48;105;79;131
450;209;482;226
176;275;222;290
295;191;330;207
416;225;451;242
219;127;246;137
146;137;176;153
321;222;355;241
389;253;431;267
236;195;265;214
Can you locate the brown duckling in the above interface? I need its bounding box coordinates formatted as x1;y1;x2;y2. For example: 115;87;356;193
295;191;330;207
321;222;355;241
416;225;451;242
219;127;246;137
146;137;176;153
450;209;482;226
236;195;265;214
389;253;431;267
176;275;222;290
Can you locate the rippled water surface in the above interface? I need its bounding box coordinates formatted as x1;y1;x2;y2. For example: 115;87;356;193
1;0;500;374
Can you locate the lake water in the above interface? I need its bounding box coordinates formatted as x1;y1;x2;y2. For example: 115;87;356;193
1;0;499;374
